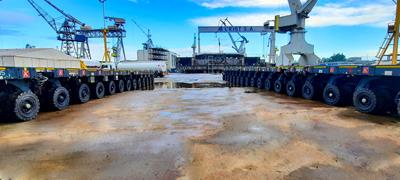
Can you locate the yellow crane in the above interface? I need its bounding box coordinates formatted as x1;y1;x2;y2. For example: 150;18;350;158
377;1;400;65
99;0;111;63
392;1;400;64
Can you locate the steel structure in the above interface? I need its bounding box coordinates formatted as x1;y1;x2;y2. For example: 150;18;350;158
377;1;400;65
275;0;319;66
219;18;249;55
197;25;272;53
27;0;91;59
197;21;276;63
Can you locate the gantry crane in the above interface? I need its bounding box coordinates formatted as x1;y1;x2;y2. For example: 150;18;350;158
132;20;154;50
27;0;91;59
219;18;249;55
377;0;400;65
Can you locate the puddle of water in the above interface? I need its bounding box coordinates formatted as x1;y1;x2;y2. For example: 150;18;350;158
154;82;227;89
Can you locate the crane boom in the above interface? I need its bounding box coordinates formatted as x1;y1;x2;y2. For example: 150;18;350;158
27;0;58;32
299;0;318;17
132;20;154;49
219;18;249;55
132;20;148;37
43;0;85;26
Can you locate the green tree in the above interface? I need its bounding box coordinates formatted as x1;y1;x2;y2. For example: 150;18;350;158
323;53;347;62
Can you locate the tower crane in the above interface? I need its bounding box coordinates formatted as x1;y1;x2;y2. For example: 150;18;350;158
132;20;154;50
27;0;91;59
219;18;249;55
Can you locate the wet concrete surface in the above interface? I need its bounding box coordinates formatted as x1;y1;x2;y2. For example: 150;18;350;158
1;73;400;179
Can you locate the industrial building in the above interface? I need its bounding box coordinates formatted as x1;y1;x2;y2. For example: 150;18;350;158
137;47;177;72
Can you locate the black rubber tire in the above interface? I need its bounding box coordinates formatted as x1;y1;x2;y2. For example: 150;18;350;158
250;79;256;87
117;80;125;93
92;82;105;99
11;91;40;122
132;79;138;90
126;80;132;91
48;87;70;111
137;79;142;90
234;77;238;86
353;88;383;114
242;78;246;87
150;77;155;90
396;92;400;117
302;81;315;100
323;84;342;106
265;79;273;91
235;77;240;87
245;78;250;87
145;78;150;90
257;79;264;89
274;80;284;93
140;78;145;90
106;81;116;95
76;83;90;104
286;80;297;97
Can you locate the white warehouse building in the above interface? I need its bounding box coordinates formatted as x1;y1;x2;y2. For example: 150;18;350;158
137;47;177;72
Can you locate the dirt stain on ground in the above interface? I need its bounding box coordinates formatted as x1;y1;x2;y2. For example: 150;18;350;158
0;74;399;179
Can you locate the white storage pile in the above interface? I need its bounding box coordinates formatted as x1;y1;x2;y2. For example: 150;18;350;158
0;48;81;69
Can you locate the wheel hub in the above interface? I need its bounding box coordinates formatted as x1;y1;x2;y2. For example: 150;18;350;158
58;94;65;103
24;103;32;109
329;92;334;98
361;97;368;104
305;88;311;94
82;89;88;97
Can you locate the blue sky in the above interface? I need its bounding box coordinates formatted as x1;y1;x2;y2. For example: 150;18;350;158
0;0;396;60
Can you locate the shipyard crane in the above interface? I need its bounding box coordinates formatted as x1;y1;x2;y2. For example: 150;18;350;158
377;0;400;65
27;0;91;59
132;20;154;50
275;0;319;66
219;18;249;55
105;17;127;62
191;33;197;57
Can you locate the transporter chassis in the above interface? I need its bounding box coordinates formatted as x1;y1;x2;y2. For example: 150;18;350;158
223;65;400;116
0;67;155;122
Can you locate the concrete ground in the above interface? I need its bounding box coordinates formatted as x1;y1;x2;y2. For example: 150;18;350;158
1;73;400;180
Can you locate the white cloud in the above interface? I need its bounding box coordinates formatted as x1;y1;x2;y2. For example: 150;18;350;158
190;2;395;27
192;0;287;8
192;0;310;8
309;3;394;27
